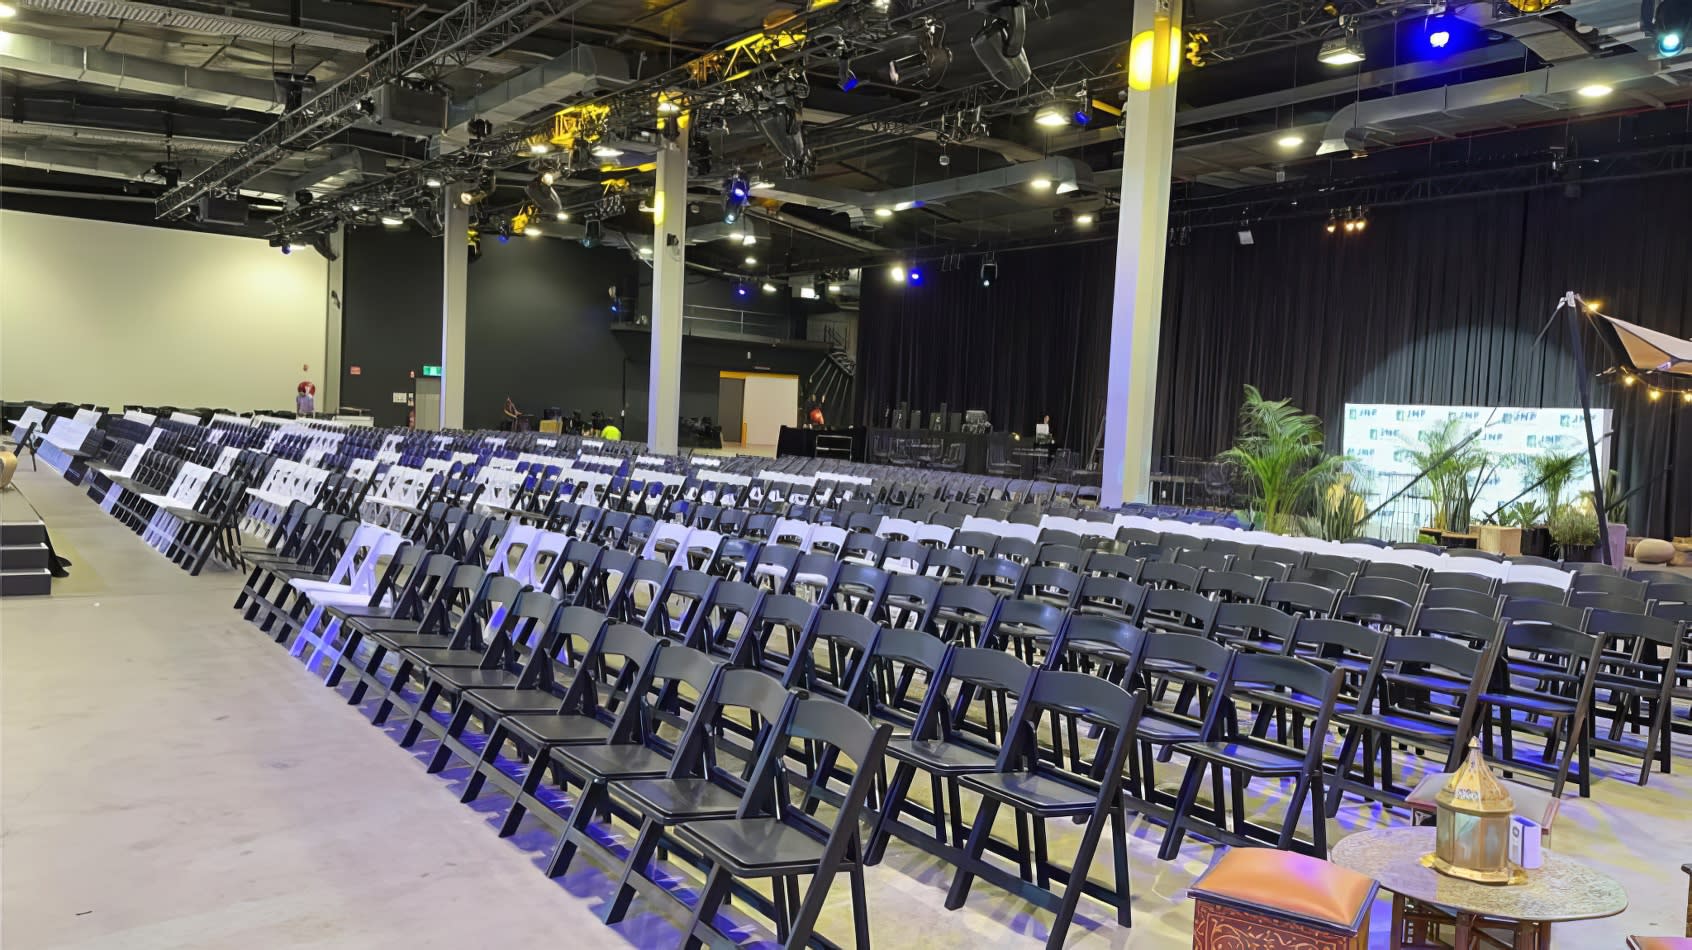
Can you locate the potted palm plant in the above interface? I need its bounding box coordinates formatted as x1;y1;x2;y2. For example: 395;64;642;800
1549;502;1600;561
1403;417;1503;542
1300;469;1371;541
1218;385;1347;534
1522;448;1584;557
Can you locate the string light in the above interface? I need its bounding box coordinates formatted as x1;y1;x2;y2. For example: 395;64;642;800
1683;391;1692;404
1649;387;1663;401
1622;373;1636;386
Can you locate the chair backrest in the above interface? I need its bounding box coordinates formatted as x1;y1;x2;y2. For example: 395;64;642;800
1085;552;1143;581
1571;572;1647;599
1285;617;1386;675
1427;570;1500;595
1499;580;1568;604
1197;570;1268;605
981;598;1068;650
1137;587;1220;636
1349;574;1425;604
1420;585;1503;618
1361;560;1427;586
1213;601;1298;651
1138;559;1203;592
1502;596;1588;632
1336;592;1417;633
1413;605;1505;651
1231;557;1291;582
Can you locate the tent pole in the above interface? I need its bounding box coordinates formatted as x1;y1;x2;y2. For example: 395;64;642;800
1564;291;1613;565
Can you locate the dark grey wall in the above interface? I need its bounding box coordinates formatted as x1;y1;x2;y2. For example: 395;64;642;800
338;228;854;440
341;227;446;426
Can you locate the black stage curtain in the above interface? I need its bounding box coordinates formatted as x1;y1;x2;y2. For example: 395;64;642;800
855;174;1690;536
855;241;1116;450
1156;175;1691;537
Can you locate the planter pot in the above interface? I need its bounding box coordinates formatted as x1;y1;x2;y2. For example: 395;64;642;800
1520;526;1552;559
1478;525;1522;557
1605;523;1628;567
1558;543;1597;563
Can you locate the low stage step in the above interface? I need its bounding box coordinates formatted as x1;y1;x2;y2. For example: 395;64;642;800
0;568;52;597
1;542;51;571
0;519;47;547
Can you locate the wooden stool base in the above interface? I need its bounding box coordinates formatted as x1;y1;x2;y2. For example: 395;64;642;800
1393;894;1552;950
1193;899;1369;950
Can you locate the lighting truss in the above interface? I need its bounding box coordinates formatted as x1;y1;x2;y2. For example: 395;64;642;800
1184;0;1427;65
157;0;598;219
265;0;932;237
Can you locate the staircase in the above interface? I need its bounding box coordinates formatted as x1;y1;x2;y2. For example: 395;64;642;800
0;490;54;597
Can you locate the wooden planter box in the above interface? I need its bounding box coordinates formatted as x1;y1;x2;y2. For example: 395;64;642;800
1477;525;1522;557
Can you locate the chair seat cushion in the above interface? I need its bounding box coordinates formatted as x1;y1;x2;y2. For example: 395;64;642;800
400;647;482;669
364;630;445;651
501;713;612;745
1336;711;1457;743
551;743;673;781
1136;711;1204;745
673;818;827;876
614;777;743;823
1630;938;1692;950
884;737;998;774
956;770;1096;815
1190;846;1377;933
1176;741;1309;777
463;688;566;716
430;667;523;692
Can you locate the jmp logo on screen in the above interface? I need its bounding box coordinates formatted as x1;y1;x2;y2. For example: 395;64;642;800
1369;427;1402;441
1347;407;1379;420
1394;408;1427;421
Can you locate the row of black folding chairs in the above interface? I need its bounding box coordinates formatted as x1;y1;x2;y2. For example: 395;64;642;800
88;450;252;575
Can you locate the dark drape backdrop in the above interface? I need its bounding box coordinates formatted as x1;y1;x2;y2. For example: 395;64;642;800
855;241;1117;449
855;174;1691;536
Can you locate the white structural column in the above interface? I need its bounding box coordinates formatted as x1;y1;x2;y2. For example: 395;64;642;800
647;123;688;453
441;186;471;429
1102;0;1183;507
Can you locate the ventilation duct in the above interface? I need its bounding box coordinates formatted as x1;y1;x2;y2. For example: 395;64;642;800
0;33;282;113
443;45;632;146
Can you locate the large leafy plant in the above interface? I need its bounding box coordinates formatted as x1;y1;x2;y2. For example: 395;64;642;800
1300;470;1371;541
1219;385;1348;534
1402;416;1504;534
1525;448;1586;519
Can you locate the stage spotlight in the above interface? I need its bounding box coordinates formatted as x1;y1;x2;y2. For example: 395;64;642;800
828;282;843;294
723;172;750;224
1682;391;1691;403
736;283;751;297
526;226;543;238
761;281;778;294
750;104;809;168
580;218;603;248
380;210;405;227
979;257;998;287
1577;83;1613;99
591;143;624;159
525;177;563;216
1029;176;1053;190
971;2;1032;90
1317;20;1365;65
889;264;907;282
1076;212;1096;226
423;175;443;188
1073;99;1095;126
294;190;314;206
874;207;894;218
280;241;292;255
838;58;859;91
1429;27;1450;47
888;20;952;87
908;268;923;284
1326;216;1338;234
1354;209;1369;231
555;211;569;221
1034;99;1070;127
744;256;758;266
1652;0;1689;55
1343;218;1358;233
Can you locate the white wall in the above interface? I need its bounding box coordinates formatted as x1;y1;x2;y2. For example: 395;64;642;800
0;210;329;410
740;374;799;446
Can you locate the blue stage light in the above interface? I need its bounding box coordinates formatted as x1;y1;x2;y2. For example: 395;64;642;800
908;269;923;284
1429;28;1450;48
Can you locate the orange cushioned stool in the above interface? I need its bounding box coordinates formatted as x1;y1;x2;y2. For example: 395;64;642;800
1630;939;1692;949
1189;846;1378;950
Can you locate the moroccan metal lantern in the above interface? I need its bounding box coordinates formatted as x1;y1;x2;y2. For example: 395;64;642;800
1422;740;1526;885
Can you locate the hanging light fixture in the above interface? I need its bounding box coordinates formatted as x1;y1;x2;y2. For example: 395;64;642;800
1317;18;1366;65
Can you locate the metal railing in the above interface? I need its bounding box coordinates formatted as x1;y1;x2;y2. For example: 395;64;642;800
681;305;789;340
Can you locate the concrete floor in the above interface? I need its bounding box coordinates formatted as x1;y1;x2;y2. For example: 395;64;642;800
3;464;1687;949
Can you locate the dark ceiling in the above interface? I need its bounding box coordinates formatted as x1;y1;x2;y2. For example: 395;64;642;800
4;0;1690;279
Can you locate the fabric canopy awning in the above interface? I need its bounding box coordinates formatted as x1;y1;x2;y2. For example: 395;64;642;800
1590;311;1692;377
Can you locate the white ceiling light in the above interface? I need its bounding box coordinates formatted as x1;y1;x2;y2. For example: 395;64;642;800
1276;133;1305;148
874;206;894;218
744;256;758;266
1317;21;1365;65
1054;180;1079;195
1030;176;1053;190
526;228;543;238
1076;213;1096;226
1576;83;1613;99
590;144;624;159
555;211;569;221
1034;102;1069;127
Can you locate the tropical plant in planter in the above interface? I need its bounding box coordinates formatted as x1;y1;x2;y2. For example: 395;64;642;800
1526;449;1587;521
1218;385;1348;534
1548;502;1600;560
1499;500;1545;529
1403;416;1505;535
1300;470;1371;541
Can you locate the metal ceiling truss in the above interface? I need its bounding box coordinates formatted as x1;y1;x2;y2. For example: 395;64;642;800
1170;140;1692;227
1185;0;1428;65
155;0;593;219
266;0;944;238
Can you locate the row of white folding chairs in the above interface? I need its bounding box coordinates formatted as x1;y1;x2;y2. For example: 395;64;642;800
138;460;215;553
361;465;436;527
242;459;329;536
1115;515;1572;589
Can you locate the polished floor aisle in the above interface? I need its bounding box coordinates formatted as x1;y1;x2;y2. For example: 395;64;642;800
3;464;1687;949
